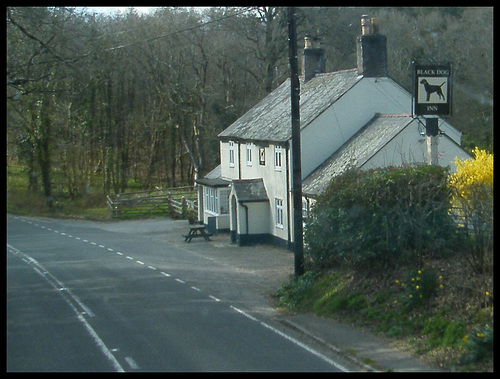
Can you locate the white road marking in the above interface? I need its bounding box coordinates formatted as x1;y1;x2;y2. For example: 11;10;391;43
161;272;170;277
7;244;124;372
136;260;144;265
229;305;348;372
125;356;140;370
175;278;185;284
209;295;220;302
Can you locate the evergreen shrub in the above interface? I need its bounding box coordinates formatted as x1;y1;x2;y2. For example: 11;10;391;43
304;165;457;271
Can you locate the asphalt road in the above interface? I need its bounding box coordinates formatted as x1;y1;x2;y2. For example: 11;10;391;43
7;214;348;372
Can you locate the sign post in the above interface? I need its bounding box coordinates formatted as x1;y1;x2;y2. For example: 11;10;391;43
413;63;452;165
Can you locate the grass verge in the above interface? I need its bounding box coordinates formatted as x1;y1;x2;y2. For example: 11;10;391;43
274;260;493;371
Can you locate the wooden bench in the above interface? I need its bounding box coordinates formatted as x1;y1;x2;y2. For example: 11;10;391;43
183;226;213;242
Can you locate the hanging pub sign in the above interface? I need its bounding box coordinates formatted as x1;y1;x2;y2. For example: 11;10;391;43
413;63;452;116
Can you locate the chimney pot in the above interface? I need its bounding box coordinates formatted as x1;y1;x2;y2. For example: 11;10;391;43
304;35;313;49
312;36;321;49
371;18;380;34
360;15;371;35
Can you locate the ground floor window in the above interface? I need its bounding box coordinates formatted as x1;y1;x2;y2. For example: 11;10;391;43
204;187;219;214
204;187;229;215
275;198;283;228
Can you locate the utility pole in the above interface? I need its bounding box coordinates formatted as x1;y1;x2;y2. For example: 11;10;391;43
288;7;304;277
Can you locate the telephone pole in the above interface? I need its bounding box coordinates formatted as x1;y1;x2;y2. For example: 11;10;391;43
288;7;304;277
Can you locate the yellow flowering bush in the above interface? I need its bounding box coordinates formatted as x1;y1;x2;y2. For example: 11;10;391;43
394;268;438;309
448;148;493;274
449;147;493;201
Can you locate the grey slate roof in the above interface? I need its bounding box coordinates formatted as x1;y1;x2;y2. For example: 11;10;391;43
302;114;413;196
232;179;269;203
218;69;361;143
195;165;231;187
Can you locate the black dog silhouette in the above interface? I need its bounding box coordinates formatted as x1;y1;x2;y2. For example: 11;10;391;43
420;79;446;101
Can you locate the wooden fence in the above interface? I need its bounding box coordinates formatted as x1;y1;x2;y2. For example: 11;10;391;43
107;186;197;219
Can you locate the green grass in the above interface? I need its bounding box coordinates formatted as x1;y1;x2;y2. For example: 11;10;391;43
273;266;493;371
6;164;173;220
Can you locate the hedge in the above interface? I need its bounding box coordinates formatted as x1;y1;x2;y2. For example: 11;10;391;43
304;165;458;271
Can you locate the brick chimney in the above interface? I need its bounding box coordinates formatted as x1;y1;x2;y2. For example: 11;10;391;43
302;35;325;82
356;16;388;77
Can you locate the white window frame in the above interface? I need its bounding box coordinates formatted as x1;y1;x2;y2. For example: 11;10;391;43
274;145;282;171
204;187;219;214
246;143;252;166
275;198;284;228
204;187;229;215
229;141;235;167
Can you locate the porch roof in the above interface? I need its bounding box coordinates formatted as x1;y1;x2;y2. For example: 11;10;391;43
232;179;269;203
195;165;231;187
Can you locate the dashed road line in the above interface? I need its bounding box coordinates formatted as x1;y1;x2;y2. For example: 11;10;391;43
125;356;140;370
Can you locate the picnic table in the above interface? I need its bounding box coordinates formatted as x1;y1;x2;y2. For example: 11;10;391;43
183;226;212;242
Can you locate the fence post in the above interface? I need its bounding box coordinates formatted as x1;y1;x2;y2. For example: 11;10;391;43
181;196;187;218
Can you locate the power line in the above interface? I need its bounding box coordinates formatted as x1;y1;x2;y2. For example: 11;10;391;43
102;7;252;53
8;7;253;69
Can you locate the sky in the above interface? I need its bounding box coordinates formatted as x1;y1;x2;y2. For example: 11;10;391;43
84;7;159;15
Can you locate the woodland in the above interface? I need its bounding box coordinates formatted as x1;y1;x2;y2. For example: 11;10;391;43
6;7;493;203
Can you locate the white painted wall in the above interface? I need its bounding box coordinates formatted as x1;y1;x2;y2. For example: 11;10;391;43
363;119;471;172
300;77;413;179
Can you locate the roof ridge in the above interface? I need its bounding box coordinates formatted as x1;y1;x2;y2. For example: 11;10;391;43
374;113;412;118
